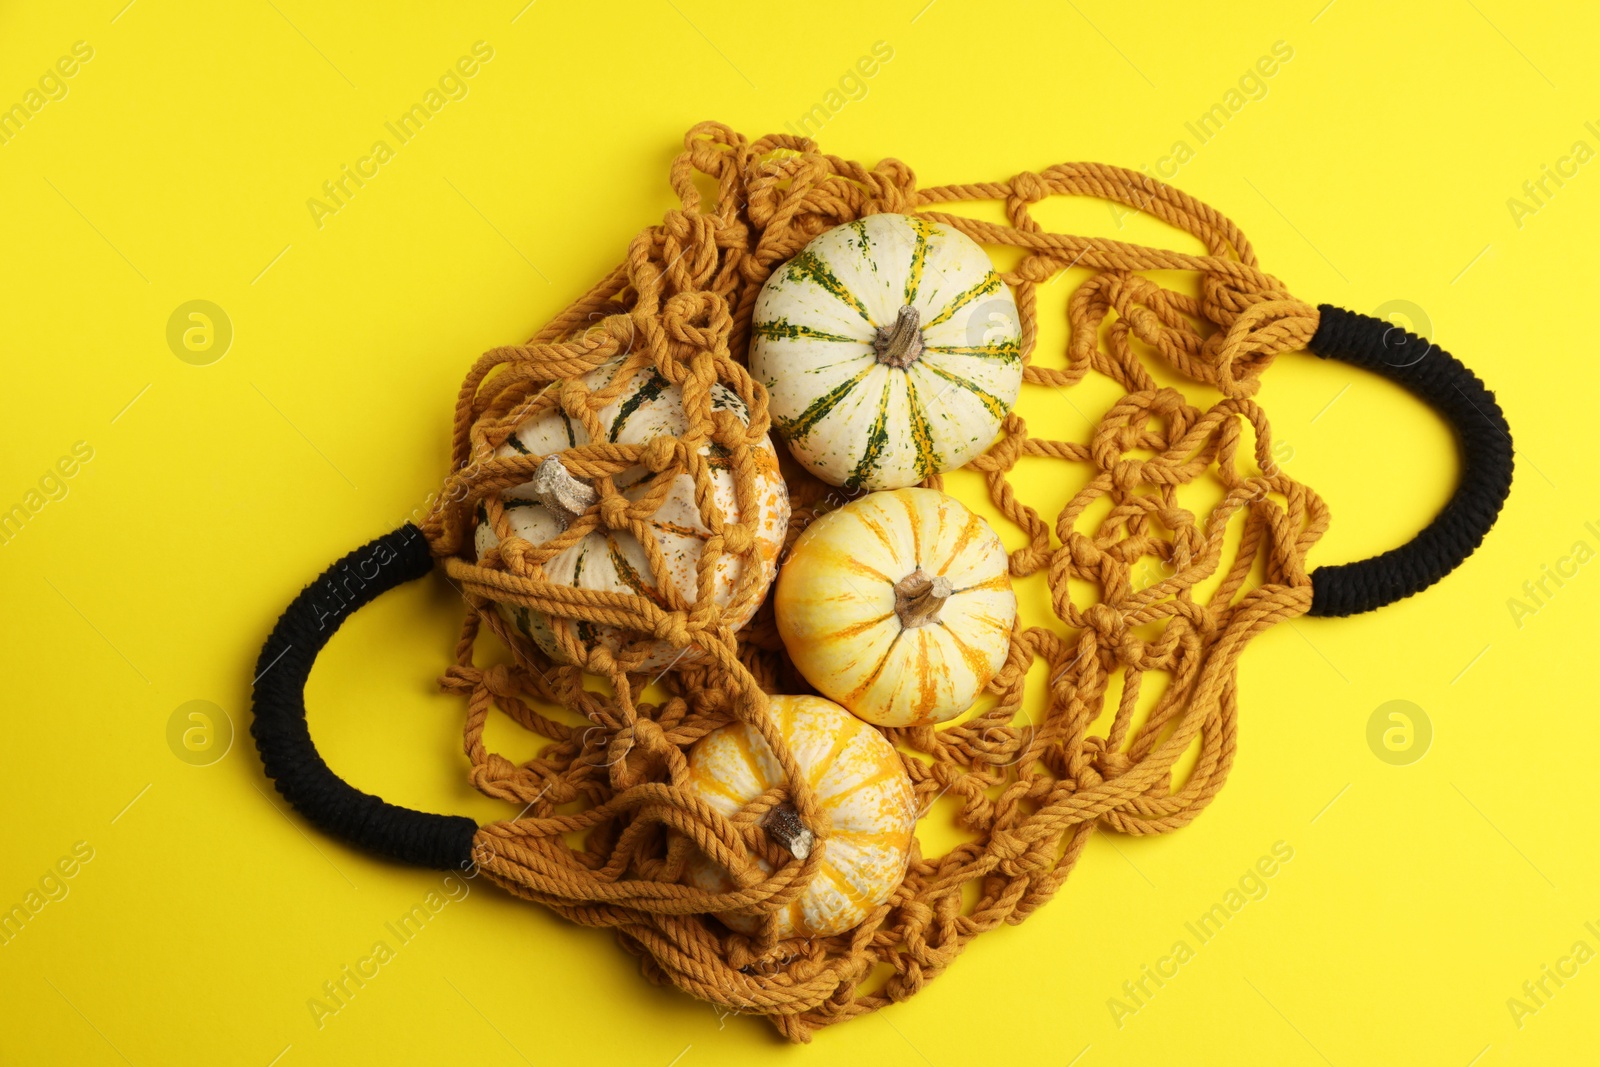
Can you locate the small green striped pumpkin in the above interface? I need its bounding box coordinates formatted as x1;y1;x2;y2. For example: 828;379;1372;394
473;358;790;671
749;213;1023;491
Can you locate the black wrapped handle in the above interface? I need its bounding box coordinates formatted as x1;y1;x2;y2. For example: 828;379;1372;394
251;524;477;870
1304;305;1513;617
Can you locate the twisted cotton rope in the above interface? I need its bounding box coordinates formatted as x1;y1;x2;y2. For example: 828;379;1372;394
418;122;1329;1041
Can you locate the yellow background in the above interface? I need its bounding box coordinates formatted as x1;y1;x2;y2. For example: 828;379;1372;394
3;1;1597;1063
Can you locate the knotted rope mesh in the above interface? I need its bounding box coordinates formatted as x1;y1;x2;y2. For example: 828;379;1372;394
418;121;1329;1041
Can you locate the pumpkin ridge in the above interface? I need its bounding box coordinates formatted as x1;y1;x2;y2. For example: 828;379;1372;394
571;537;590;586
922;271;1002;329
810;542;895;585
847;218;871;252
571;616;597;650
649;519;710;541
608;369;671;441
603;533;669;609
815;611;895;643
819;765;903;811
922;341;1022;363
936;618;998;684
917;361;1011;421
752;318;862;345
956;609;1013;634
775;361;878;440
703;442;736;471
785;248;874;324
828;827;910;846
817;859;872;911
709;381;750;422
901;373;941;479
853;510;900;558
808;726;860;791
842;627;903;706
795;352;879;376
848;217;889;311
914;634;940;721
688;766;748;808
842;375;894;490
513;605;538;644
943;507;986;568
897;490;924;566
903;215;936;307
570;543;599;647
726;724;775;791
952;573;1012;595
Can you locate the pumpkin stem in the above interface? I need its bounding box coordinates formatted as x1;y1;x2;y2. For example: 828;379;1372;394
894;568;953;629
530;456;598;530
874;305;924;368
763;803;814;861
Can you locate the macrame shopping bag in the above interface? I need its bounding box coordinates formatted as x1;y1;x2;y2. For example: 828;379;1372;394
251;123;1511;1041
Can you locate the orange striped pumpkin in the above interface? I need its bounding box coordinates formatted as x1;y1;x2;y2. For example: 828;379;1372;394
473;357;789;670
776;488;1016;727
682;695;916;938
749;213;1023;490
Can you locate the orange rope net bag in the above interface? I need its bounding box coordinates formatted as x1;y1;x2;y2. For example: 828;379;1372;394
250;122;1512;1043
421;121;1327;1039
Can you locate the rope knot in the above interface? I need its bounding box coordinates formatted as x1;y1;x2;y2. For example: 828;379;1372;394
558;377;590;414
1066;532;1102;570
1009;170;1049;203
899;898;935;932
497;535;536;575
599;493;632;529
1207;298;1320;398
1110;457;1144;491
1093;748;1132;780
1082;603;1127;646
983;417;1027;472
662;290;730;351
584;643;617;677
1158;507;1194;535
470;751;519;786
863;159;916;213
650;612;692;647
987;827;1034;875
720;523;754;554
440;663;481;695
480;663;517;698
639;435;680;474
607;717;683;790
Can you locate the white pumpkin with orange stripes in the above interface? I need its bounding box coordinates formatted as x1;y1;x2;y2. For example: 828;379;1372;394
473;357;789;671
749;212;1023;490
681;694;916;938
776;488;1016;727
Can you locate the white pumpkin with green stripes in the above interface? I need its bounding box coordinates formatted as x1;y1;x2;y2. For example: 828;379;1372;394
473;358;790;671
749;213;1023;490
